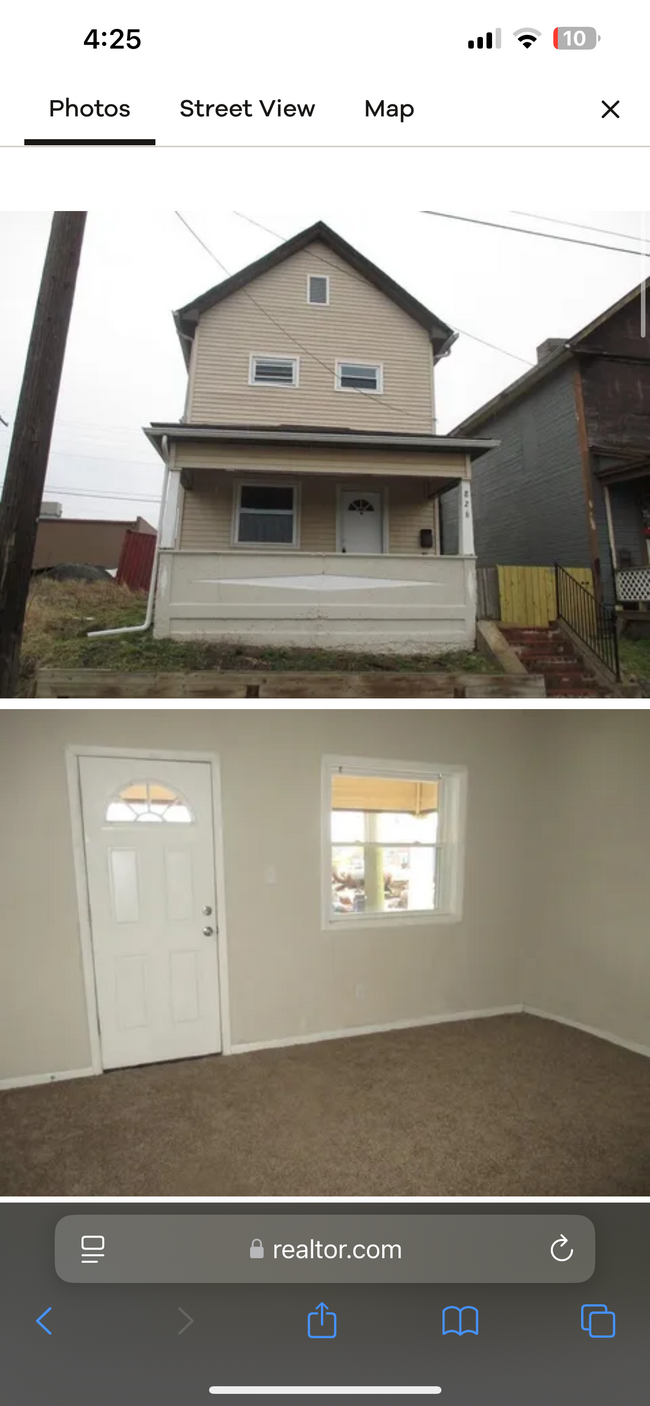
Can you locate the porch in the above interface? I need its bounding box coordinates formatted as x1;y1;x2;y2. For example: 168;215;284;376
154;547;478;653
148;424;495;652
597;462;650;628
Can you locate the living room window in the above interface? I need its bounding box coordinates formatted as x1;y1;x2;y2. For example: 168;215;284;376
234;481;299;546
335;361;383;393
322;756;466;928
250;354;299;387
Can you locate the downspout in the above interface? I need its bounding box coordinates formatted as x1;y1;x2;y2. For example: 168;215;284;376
88;434;170;637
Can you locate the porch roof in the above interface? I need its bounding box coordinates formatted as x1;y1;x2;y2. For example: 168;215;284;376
144;422;498;461
591;443;650;486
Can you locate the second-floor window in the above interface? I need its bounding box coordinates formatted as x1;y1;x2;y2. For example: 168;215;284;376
335;361;383;393
250;355;299;387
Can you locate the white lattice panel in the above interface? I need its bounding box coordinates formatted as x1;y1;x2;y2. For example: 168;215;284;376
615;569;650;602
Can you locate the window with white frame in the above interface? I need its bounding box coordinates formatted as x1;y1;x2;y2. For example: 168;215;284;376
335;361;383;393
322;757;466;927
308;274;329;305
250;355;299;387
235;481;298;545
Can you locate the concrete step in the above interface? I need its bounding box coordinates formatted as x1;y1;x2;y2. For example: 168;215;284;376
516;645;577;663
522;658;589;675
502;627;563;640
547;688;609;698
544;673;603;690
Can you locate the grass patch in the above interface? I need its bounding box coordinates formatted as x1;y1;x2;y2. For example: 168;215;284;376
19;578;494;695
619;636;650;681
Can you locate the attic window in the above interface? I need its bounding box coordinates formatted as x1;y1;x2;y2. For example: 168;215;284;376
308;274;329;305
250;355;298;387
336;361;383;394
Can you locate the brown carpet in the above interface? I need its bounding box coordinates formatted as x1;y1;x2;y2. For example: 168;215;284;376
1;1014;649;1197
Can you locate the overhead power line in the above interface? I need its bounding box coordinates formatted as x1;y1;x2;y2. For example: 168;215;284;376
422;210;648;257
512;211;650;245
233;211;534;367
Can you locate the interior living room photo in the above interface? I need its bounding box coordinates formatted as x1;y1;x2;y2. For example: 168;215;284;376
0;706;648;1198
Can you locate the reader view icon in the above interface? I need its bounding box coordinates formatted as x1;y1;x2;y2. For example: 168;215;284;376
442;1306;479;1335
81;1235;105;1265
581;1304;616;1338
308;1302;337;1338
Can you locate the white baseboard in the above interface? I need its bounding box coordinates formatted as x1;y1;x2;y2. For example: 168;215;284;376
230;1004;525;1055
0;1066;95;1092
524;1006;650;1061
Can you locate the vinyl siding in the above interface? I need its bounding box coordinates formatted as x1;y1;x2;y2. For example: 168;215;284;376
443;365;589;568
175;440;466;479
188;241;435;432
179;470;435;554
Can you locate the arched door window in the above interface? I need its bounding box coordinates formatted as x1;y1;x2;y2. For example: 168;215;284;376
105;781;194;824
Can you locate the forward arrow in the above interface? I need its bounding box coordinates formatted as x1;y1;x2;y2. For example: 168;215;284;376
178;1307;194;1335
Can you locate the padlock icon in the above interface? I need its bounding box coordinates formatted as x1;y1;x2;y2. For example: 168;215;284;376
250;1238;264;1259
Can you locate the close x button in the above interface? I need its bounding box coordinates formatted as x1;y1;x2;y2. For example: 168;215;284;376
601;99;620;118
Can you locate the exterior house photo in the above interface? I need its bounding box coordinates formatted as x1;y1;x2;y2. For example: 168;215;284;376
145;222;496;652
446;283;650;630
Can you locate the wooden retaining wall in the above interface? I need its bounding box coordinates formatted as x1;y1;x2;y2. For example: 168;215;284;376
35;669;546;699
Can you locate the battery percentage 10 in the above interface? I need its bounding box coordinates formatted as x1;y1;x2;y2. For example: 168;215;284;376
553;27;601;48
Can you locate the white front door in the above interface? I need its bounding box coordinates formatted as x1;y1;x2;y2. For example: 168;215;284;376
78;754;221;1070
339;490;383;553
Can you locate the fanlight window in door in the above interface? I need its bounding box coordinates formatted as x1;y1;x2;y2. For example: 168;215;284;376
348;499;375;515
105;781;195;824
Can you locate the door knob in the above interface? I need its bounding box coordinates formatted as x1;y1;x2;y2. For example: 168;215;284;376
202;905;212;915
202;926;214;937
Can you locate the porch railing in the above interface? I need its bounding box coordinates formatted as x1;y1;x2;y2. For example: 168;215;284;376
555;563;620;681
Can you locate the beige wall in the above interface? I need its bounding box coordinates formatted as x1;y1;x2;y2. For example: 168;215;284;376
188;241;435;432
3;709;647;1086
523;711;650;1051
0;710;528;1081
179;470;435;554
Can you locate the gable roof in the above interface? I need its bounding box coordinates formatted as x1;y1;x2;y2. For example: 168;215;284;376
453;281;646;436
173;221;457;367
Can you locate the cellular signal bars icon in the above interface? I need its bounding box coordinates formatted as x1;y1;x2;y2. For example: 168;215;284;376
468;29;501;49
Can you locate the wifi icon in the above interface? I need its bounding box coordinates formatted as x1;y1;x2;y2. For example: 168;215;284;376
514;27;541;47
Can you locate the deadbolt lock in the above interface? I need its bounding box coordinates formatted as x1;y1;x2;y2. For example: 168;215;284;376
202;905;212;915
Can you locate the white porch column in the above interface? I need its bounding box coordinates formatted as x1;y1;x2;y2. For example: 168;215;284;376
160;469;182;549
458;481;475;555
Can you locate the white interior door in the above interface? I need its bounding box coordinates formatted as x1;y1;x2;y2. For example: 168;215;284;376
78;755;221;1070
340;490;383;553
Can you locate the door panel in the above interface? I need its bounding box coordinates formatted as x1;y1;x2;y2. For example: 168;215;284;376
340;490;383;553
78;755;221;1070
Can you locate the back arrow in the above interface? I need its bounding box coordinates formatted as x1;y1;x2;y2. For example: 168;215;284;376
36;1308;52;1335
551;1235;574;1262
178;1307;194;1335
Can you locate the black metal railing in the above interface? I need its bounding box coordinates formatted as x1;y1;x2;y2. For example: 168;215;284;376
554;563;620;680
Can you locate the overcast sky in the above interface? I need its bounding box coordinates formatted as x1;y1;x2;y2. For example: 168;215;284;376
0;209;647;521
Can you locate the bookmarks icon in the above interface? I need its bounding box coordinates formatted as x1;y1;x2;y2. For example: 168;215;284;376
442;1305;479;1335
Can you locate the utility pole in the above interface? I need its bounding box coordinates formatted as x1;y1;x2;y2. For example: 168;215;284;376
0;211;87;696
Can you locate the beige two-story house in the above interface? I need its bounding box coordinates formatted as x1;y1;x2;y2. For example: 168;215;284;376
145;221;496;651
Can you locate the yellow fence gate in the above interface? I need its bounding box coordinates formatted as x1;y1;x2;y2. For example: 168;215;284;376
496;566;594;627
